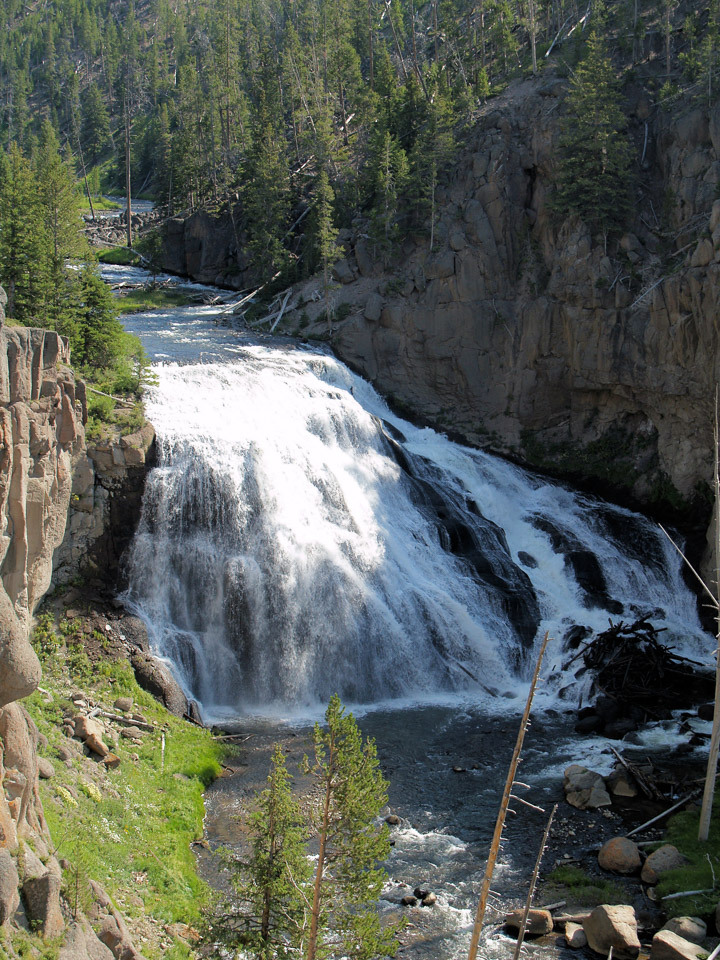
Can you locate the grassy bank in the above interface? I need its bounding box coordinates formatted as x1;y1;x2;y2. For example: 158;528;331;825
23;611;223;960
115;289;192;313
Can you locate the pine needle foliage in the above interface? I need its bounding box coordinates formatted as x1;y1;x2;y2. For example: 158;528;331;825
230;744;311;959
303;694;396;960
553;31;634;236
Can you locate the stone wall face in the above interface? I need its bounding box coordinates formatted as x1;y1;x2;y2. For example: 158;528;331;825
0;320;80;925
329;83;720;512
0;325;84;708
0;309;153;954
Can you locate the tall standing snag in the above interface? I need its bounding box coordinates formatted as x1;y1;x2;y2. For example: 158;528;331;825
467;631;551;960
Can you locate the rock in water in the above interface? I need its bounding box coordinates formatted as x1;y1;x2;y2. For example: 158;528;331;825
660;918;707;945
504;909;554;936
583;905;640;959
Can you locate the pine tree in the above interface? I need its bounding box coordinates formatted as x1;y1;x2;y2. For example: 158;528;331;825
0;145;43;321
81;83;111;164
232;745;311;959
303;694;396;960
553;31;634;236
312;169;338;333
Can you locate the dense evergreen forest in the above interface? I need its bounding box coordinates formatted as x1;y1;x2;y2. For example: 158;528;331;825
0;0;718;289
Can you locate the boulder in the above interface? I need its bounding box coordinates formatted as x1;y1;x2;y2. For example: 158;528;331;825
22;871;64;938
331;259;355;284
583;905;640;959
401;895;417;906
119;726;144;740
364;293;384;322
563;765;612;808
566;922;588;949
641;845;689;885
85;732;110;758
114;698;133;713
504;908;554;936
0;849;19;925
37;757;55;779
598;837;642;874
650;930;706;960
74;716;105;741
661;918;707;945
421;892;437;907
59;922;115;960
130;652;188;717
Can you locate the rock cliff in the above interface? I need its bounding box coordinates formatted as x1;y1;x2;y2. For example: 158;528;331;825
329;81;720;523
0;299;154;956
160;77;720;532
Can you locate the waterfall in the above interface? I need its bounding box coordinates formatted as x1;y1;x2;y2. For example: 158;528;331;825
124;342;709;716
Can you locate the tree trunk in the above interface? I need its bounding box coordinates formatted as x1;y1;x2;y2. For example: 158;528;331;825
124;99;132;249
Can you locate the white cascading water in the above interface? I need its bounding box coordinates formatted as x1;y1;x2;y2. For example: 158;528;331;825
124;342;710;717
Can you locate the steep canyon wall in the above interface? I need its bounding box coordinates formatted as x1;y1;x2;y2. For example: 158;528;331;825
0;301;154;953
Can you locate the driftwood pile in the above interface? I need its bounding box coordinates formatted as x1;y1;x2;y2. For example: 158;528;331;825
571;618;714;733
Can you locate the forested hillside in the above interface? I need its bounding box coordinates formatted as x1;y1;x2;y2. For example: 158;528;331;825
1;0;718;287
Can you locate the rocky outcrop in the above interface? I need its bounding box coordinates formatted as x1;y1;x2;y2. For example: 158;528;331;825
53;421;156;588
329;82;720;522
0;309;152;956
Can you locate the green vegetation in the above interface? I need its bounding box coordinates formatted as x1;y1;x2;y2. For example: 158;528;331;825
26;612;223;960
0;129;151;431
540;864;625;906
302;694;396;960
223;696;397;960
553;29;633;235
655;792;720;916
115;289;192;314
227;745;312;958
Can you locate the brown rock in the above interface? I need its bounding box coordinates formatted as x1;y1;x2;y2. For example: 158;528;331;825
119;726;144;740
74;715;105;741
565;922;588;949
0;849;19;924
59;921;115;960
641;845;689;885
113;697;133;713
650;930;706;960
661;918;706;944
22;871;64;938
85;732;110;758
583;905;640;959
103;753;121;770
598;837;642;874
504;908;554;936
37;757;55;779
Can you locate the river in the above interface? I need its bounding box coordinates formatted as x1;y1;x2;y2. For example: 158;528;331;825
110;267;714;959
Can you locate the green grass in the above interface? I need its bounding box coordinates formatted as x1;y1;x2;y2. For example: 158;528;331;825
654;794;720;917
540;864;626;906
24;614;224;959
81;196;123;212
115;289;191;313
98;247;142;266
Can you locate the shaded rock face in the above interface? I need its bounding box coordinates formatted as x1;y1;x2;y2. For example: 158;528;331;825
330;82;720;517
54;421;156;589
